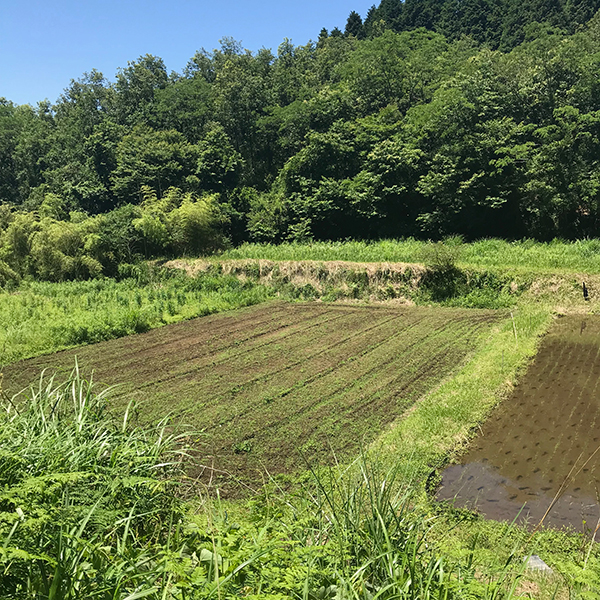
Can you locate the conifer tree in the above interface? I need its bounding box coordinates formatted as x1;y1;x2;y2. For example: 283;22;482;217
345;11;366;38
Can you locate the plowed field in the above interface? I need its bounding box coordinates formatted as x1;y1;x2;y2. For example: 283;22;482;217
5;302;503;492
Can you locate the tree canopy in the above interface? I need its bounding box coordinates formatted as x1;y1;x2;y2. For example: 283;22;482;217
3;4;600;281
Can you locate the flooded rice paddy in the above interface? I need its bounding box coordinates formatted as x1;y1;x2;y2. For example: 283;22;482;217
437;315;600;531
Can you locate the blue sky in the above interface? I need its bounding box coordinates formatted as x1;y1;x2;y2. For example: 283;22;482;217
1;1;375;106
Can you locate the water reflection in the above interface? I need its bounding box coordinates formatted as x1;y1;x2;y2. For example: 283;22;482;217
437;315;600;531
438;462;600;529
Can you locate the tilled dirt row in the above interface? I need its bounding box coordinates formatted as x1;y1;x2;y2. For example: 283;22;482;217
4;302;504;494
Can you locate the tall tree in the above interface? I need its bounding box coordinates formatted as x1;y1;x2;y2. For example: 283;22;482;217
111;127;198;203
345;11;366;38
113;55;169;126
0;100;20;205
340;29;450;115
41;71;113;212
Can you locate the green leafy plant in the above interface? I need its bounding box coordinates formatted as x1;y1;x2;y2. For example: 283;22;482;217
0;364;191;598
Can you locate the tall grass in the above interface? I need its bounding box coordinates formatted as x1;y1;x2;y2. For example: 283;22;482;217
299;458;478;599
216;455;536;599
214;238;600;273
0;366;559;599
0;267;272;365
0;364;190;598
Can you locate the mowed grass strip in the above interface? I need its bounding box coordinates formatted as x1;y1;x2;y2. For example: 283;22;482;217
4;302;505;492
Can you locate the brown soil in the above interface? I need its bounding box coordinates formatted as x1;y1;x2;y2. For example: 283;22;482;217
4;301;503;495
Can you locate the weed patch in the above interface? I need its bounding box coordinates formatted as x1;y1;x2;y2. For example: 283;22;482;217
169;258;526;308
0;268;273;365
0;366;190;598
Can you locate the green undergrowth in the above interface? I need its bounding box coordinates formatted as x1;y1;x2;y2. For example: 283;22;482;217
0;265;273;365
431;503;600;598
0;365;568;599
0;366;190;598
214;238;600;274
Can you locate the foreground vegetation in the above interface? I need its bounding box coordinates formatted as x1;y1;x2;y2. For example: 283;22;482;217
4;367;598;599
0;367;189;598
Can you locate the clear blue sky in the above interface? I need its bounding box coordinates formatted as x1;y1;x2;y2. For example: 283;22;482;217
1;0;375;106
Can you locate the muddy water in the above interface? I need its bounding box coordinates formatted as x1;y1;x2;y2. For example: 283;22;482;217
437;315;600;531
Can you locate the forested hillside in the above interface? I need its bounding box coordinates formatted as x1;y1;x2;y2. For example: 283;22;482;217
354;0;600;50
3;1;600;281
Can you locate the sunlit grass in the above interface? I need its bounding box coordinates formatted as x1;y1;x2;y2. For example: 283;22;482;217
213;238;600;273
0;269;273;365
0;366;558;599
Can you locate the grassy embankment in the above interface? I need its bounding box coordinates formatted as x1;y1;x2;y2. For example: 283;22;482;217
167;238;600;312
2;239;600;597
216;238;600;274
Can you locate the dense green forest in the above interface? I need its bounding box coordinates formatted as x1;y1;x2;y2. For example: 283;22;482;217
4;0;600;281
351;0;600;50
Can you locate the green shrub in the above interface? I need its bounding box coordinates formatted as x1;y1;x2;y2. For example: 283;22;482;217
419;236;463;273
